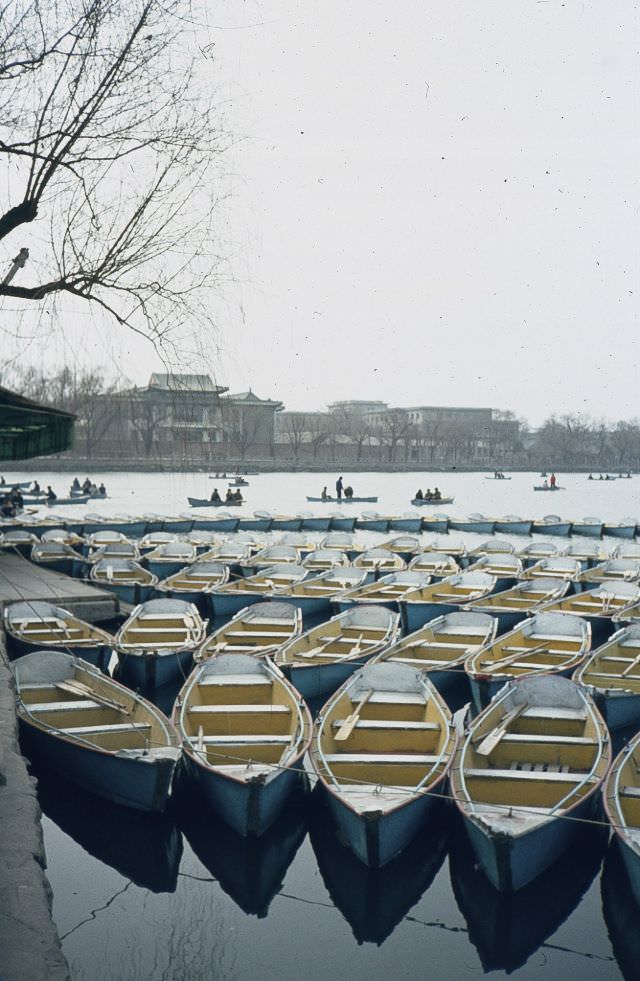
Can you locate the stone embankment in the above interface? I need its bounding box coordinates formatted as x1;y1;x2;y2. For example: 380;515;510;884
0;636;70;981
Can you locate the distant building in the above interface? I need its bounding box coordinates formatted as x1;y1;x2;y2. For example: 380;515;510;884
328;400;388;416
221;390;284;458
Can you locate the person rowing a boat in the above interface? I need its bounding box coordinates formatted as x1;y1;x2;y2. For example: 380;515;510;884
321;486;328;501
46;486;56;501
415;489;423;500
210;488;221;503
433;487;442;500
424;488;433;501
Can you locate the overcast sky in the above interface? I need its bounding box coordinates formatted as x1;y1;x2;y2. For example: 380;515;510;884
2;1;638;425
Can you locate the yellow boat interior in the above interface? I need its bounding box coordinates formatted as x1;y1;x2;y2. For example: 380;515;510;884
466;613;589;680
312;662;455;812
605;733;640;843
469;579;567;613
403;573;496;606
576;626;640;694
117;601;205;651
158;563;229;591
372;613;496;671
275;608;398;668
176;653;310;774
353;550;407;571
543;584;640;619
214;565;306;595
6;602;110;648
198;604;302;660
278;571;368;600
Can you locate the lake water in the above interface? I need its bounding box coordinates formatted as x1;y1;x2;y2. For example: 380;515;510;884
10;470;639;981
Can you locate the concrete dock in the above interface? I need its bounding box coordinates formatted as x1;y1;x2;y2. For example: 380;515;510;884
0;553;118;621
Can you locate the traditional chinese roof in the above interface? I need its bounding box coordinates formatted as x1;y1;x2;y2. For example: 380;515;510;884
149;373;227;394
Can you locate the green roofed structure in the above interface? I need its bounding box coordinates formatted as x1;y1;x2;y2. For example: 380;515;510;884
0;386;75;460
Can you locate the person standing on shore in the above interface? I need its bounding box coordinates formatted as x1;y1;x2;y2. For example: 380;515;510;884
336;476;343;500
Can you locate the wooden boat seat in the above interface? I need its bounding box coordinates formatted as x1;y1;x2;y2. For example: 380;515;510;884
332;719;438;732
500;733;596;747
204;643;280;653
60;722;152;735
583;671;640;682
189;704;290;715
124;626;189;635
521;706;586;721
368;691;426;705
222;630;294;640
27;699;107;713
465;767;589;783
620;786;640;799
324;753;440;765
193;734;291;745
489;659;577;671
197;675;272;689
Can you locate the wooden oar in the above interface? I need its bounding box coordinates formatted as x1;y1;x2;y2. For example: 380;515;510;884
483;641;556;674
334;689;373;741
621;650;640;677
56;678;129;713
475;702;529;756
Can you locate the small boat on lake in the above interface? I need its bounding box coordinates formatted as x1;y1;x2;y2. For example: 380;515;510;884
603;729;640;907
270;514;303;532
310;661;456;867
90;558;158;606
202;540;253;568
517;541;559;567
424;537;468;563
188;497;242;508
14;650;181;812
533;485;564;491
450;674;610;891
138;531;178;551
173;653;311;836
372;610;497;695
408;551;460;579
355;512;392;533
574;624;640;730
298;511;332;533
531;515;572;537
563;540;608;569
603;518;638;540
196;601;302;661
379;535;422;562
41;527;85;548
329;512;357;532
4;600;113;672
468;539;516;559
389;513;423;533
302;548;349;571
192;510;240;533
419;513;450;533
142;541;197;580
0;529;38;556
30;540;86;577
320;531;364;558
353;547;407;575
207;564;311;619
237;510;273;532
468;578;571;634
493;516;533;536
276;568;370;618
306;495;378;503
154;560;229;608
576;558;640;592
570;516;603;538
88;540;141;567
239;543;302;577
331;570;432;615
411;496;454;506
448;514;496;535
465;554;523;592
465;611;591;709
115;598;207;689
540;581;640;644
401;571;497;633
275;605;400;700
613;542;640;561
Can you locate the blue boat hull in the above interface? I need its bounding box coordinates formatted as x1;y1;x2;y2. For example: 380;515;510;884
300;516;332;532
401;599;461;633
206;590;264;619
5;636;111;673
449;520;495;535
420;518;449;533
284;656;372;701
389;518;422;533
571;524;602;538
533;523;572;537
356;519;390;533
116;647;194;689
145;560;191;580
618;837;640;908
237;517;272;531
603;526;637;540
183;752;304;836
593;689;640;731
493;521;532;536
330;516;357;532
270;518;302;532
192;516;240;532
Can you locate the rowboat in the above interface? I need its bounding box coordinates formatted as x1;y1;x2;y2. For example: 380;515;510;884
379;535;422;562
90;558;158;606
411;496;454;506
41;527;85;548
43;495;91;506
115;598;207;689
613;599;640;627
533;485;564;491
465;554;523;592
154;560;229;609
306;496;378;503
302;548;349;571
449;818;604;974
298;511;332;532
448;514;496;535
172;653;311;836
138;531;178;551
400;571;497;633
4;600;113;672
468;540;516;559
270;514;303;531
389;513;423;533
275;605;400;700
331;570;432;615
0;529;38;556
485;475;512;480
468;578;571;634
540;582;640;644
187;497;242;507
142;541;198;580
424;537;468;563
201;540;252;568
493;516;533;536
238;544;302;577
419;514;449;533
13;650;181;812
195;602;303;661
310;661;456;866
329;513;357;532
180;780;309;915
516;541;559;567
207;564;311;619
531;515;572;537
85;530;134;556
603;519;637;540
563;540;608;569
371;611;497;695
408;551;460;579
30;540;86;577
186;530;222;553
353;548;407;575
576;558;640;592
275;568;370;618
103;515;148;538
603;729;640;907
309;786;449;944
228;476;249;486
1;479;33;489
574;624;640;729
355;512;392;533
465;610;591;709
191;510;240;533
613;542;640;560
450;674;610;891
88;540;141;567
570;517;603;538
237;510;273;532
320;531;364;558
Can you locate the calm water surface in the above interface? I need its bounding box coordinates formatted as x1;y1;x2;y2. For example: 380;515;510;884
11;470;639;980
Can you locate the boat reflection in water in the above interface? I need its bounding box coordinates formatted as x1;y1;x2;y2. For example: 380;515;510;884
177;778;309;917
309;790;449;945
602;839;640;981
34;763;183;893
449;822;606;973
